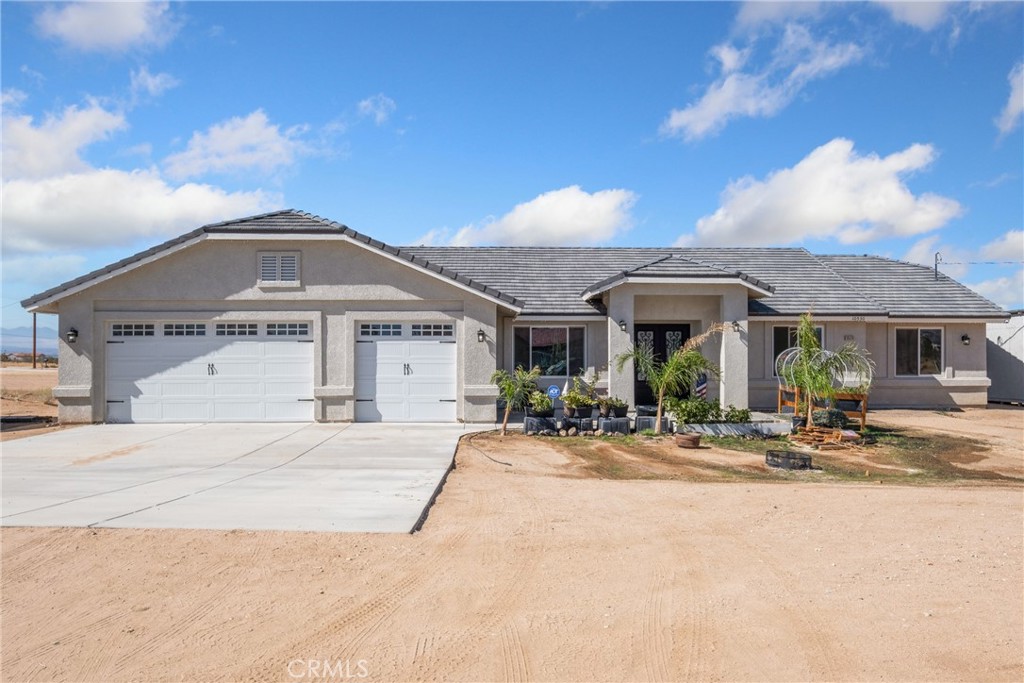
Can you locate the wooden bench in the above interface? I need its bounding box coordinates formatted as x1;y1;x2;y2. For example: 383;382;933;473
777;385;868;431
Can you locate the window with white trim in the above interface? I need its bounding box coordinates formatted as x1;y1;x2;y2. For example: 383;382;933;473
258;252;300;284
896;328;943;376
360;323;402;337
112;323;155;337
513;326;585;376
267;322;310;336
772;325;823;376
215;323;258;336
411;323;454;337
163;323;206;337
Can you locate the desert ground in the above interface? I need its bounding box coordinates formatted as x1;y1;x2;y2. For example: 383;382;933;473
1;367;1022;682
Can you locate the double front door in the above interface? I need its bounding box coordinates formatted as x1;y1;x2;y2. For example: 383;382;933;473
633;324;691;406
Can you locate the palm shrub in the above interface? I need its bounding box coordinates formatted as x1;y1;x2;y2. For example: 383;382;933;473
778;312;873;428
614;323;724;434
491;365;541;436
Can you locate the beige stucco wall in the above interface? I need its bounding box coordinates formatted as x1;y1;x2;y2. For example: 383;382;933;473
605;283;752;409
748;319;991;410
50;237;501;423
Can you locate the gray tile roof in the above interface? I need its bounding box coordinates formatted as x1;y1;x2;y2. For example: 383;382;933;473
581;254;774;297
22;210;523;311
23;209;1007;320
817;255;1006;318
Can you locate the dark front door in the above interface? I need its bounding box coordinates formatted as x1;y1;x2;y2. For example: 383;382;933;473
633;324;691;407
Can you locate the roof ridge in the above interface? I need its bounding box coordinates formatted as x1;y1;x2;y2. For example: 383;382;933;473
807;252;887;312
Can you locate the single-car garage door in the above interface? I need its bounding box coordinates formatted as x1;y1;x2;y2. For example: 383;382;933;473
354;322;457;422
105;321;314;423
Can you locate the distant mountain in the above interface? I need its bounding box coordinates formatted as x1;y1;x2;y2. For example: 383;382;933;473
1;326;58;354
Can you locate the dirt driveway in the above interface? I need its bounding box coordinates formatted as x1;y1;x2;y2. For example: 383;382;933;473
2;411;1022;682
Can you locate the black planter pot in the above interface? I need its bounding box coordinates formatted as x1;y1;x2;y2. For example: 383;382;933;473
791;416;807;433
636;404;658;417
529;408;555;418
612;406;628;418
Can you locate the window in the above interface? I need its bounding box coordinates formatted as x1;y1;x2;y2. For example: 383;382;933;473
112;323;154;337
163;323;206;337
411;323;453;337
267;322;310;336
258;252;300;284
360;323;402;337
513;326;585;376
896;328;943;376
772;325;823;376
216;323;258;336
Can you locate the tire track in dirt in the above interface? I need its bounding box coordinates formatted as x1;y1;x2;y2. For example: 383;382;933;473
239;473;489;681
101;535;269;680
500;621;531;683
722;531;843;679
641;567;673;682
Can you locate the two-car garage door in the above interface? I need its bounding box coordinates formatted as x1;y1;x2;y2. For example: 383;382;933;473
104;319;458;423
105;321;314;423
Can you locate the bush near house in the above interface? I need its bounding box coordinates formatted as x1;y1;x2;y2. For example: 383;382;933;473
666;397;751;425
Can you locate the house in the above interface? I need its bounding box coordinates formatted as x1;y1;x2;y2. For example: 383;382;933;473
986;310;1024;404
22;210;1008;424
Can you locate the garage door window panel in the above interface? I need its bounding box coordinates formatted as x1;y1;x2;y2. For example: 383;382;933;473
216;323;258;336
164;323;206;337
267;322;310;336
112;323;155;337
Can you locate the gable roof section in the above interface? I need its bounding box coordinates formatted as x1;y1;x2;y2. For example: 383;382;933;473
816;255;1006;319
581;254;774;299
22;210;523;312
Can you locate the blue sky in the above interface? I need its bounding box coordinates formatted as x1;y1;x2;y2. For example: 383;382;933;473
2;1;1022;330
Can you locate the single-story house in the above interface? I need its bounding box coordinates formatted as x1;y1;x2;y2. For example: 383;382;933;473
22;210;1008;424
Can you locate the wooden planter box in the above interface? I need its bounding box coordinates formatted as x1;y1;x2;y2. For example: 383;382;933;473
777;385;868;431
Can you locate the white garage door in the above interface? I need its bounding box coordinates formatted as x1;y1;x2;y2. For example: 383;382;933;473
354;322;457;422
105;321;314;423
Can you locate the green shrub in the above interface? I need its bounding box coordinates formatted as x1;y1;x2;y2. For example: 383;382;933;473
723;405;752;423
666;397;722;424
812;408;849;428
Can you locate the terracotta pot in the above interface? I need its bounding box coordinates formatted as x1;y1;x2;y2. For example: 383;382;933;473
675;432;701;449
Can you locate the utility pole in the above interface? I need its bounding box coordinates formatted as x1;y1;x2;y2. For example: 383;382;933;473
32;312;37;369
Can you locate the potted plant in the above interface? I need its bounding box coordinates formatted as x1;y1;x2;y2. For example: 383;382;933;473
561;388;587;418
614;324;725;435
608;396;628;418
490;365;541;436
527;390;554;418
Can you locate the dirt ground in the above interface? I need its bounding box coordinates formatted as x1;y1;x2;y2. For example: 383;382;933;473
2;410;1022;682
0;367;63;441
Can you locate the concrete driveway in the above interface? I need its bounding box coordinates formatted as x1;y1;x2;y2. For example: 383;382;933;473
1;423;475;533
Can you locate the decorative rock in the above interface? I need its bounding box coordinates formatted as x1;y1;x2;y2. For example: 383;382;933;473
526;431;536;436
568;427;578;436
595;429;605;436
558;429;568;437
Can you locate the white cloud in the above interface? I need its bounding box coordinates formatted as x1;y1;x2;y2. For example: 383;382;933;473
873;1;951;31
130;65;179;100
995;62;1024;136
661;24;863;141
2;169;278;253
357;94;397;125
735;2;822;29
35;1;179;52
980;230;1024;261
965;269;1024;310
2;101;126;179
685;138;963;246
163;110;309;180
903;235;969;278
2;97;281;254
442;186;638;247
2;88;28;109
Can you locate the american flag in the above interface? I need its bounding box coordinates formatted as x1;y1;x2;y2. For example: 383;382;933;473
695;374;707;399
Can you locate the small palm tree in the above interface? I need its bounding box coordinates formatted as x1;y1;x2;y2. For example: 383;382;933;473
615;324;724;434
778;312;873;427
490;365;542;436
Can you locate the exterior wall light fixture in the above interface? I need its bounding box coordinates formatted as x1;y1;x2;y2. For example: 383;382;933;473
66;327;79;344
961;334;971;346
477;329;486;343
618;320;627;332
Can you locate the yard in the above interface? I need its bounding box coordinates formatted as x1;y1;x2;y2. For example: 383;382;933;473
1;366;1022;681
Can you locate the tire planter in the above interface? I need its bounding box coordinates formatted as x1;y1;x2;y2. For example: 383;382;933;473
765;450;812;470
675;433;701;449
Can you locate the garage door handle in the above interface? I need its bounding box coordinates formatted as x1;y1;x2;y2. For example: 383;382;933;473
297;399;314;402
106;400;125;403
439;399;456;403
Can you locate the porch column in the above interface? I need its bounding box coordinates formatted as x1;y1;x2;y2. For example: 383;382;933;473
719;290;749;409
606;289;635;408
